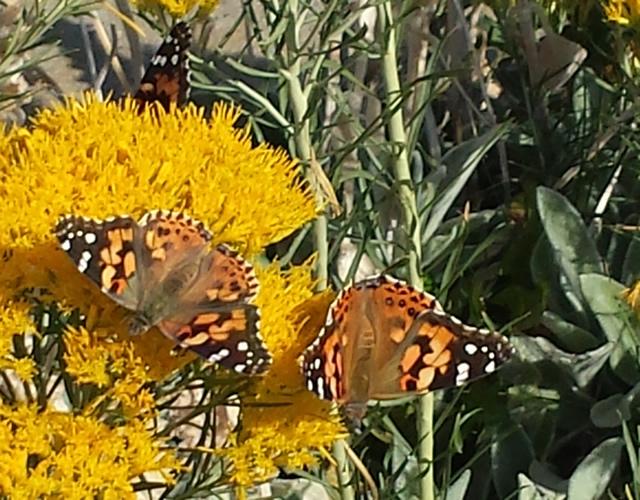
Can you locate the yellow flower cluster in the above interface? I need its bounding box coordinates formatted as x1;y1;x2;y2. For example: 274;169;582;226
604;0;640;26
0;94;343;491
0;95;316;378
0;301;35;380
130;0;219;18
218;262;346;486
624;280;640;314
0;403;180;499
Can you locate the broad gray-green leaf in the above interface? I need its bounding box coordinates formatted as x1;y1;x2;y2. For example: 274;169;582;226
536;187;602;275
590;381;640;428
421;124;508;242
536;188;602;316
531;235;589;324
541;311;599;352
590;394;631;428
491;425;534;498
567;437;623;500
511;337;611;388
444;469;471;500
518;473;566;500
580;273;640;384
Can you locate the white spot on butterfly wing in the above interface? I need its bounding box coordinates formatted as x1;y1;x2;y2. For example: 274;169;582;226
485;360;496;373
61;239;71;251
464;343;478;355
84;233;97;244
209;348;230;363
316;376;325;398
77;259;89;273
455;362;470;385
233;364;247;373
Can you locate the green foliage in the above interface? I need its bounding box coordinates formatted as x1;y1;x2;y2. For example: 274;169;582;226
9;0;640;497
185;0;640;497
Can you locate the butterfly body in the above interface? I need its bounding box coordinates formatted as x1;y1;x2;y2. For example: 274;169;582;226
55;210;270;374
302;275;514;412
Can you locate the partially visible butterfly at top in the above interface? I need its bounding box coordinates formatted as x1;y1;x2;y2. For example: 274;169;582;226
54;210;271;376
301;275;514;419
131;21;192;111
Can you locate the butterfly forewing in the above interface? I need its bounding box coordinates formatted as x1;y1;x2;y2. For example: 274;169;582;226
133;21;192;110
372;309;513;400
54;215;142;311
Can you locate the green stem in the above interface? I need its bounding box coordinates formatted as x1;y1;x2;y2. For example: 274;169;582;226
333;439;356;500
282;5;350;496
377;3;433;500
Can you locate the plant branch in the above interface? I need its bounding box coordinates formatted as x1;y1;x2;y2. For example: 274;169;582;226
377;3;433;500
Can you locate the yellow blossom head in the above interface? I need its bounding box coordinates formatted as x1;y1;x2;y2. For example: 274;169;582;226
0;93;343;493
217;261;346;486
0;403;180;498
0;94;316;378
604;0;640;26
129;0;219;17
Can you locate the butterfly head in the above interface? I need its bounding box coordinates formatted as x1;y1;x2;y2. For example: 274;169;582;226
129;313;153;336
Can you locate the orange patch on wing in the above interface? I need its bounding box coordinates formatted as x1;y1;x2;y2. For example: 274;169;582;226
123;251;136;277
181;332;210;346
416;367;436;390
421;326;454;367
101;266;116;289
155;74;180;99
194;313;220;325
111;278;127;295
390;326;406;344
151;248;166;261
400;344;421;373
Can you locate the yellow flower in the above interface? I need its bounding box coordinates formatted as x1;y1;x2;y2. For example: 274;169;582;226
0;300;35;379
0;93;347;491
130;0;219;19
218;261;346;486
0;95;316;380
64;327;156;417
604;0;640;26
0;403;180;499
623;280;640;314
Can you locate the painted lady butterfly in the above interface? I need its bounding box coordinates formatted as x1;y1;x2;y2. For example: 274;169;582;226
302;275;513;414
54;210;271;375
133;21;191;110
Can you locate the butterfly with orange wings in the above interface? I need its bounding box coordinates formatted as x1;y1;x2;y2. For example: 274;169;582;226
301;276;514;417
132;21;191;110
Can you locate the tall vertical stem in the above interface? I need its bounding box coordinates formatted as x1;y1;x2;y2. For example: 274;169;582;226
377;3;433;500
283;2;352;498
